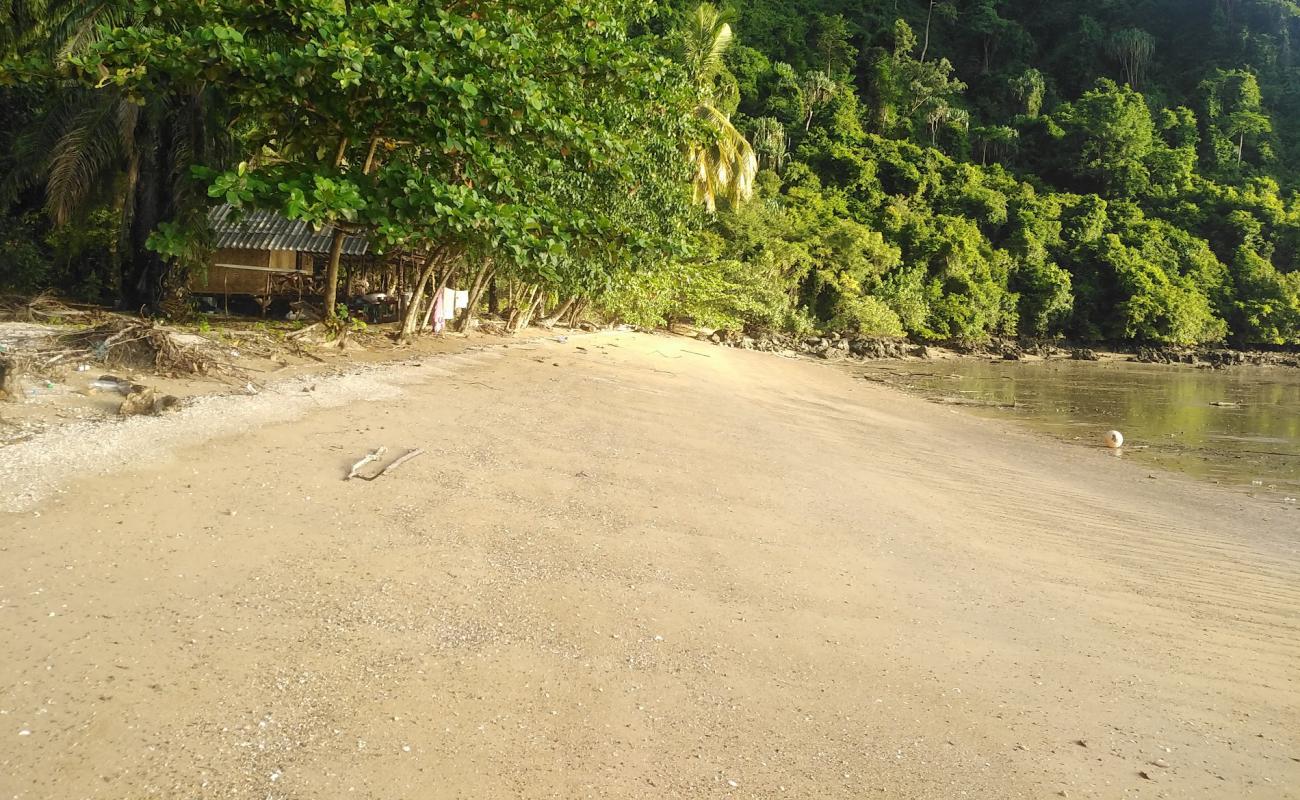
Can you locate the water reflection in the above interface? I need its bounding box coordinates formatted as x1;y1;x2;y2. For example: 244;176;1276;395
855;359;1300;499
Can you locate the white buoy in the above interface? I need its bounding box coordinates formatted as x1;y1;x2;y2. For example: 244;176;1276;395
1104;430;1124;449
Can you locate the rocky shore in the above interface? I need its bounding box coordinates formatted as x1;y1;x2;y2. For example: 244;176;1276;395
699;327;1300;369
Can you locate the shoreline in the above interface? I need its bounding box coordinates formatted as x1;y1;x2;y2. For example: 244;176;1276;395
4;323;1297;510
698;327;1300;369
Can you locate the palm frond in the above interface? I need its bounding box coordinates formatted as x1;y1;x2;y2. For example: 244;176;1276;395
690;103;757;212
0;86;80;207
57;2;124;60
45;95;127;224
681;3;735;95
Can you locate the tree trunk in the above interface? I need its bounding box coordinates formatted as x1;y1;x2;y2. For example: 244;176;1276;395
456;262;496;333
487;276;500;315
320;137;351;318
1238;132;1245;166
123;109;174;314
322;229;346;320
398;260;435;342
419;266;441;331
565;298;587;327
397;248;445;342
920;0;935;62
507;285;544;334
539;295;576;329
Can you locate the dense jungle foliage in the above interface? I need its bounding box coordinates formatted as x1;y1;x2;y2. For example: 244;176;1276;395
3;1;1300;345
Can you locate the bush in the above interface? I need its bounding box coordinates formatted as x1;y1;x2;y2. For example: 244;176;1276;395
829;294;906;336
0;214;50;294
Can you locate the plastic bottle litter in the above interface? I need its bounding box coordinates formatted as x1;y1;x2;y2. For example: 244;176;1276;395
89;376;132;395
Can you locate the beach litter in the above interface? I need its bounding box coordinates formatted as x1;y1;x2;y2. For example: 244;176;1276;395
90;375;133;395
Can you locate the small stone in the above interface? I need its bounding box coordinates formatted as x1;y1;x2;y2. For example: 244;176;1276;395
1151;758;1169;768
726;779;738;788
18;729;31;736
1138;770;1153;780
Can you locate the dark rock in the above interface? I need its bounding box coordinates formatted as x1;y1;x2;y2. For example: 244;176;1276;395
0;358;17;400
848;337;911;360
1070;348;1100;361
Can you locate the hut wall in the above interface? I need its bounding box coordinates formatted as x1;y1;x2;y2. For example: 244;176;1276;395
214;247;271;269
192;248;310;295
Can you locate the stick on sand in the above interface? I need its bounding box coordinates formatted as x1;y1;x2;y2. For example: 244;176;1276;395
345;446;387;480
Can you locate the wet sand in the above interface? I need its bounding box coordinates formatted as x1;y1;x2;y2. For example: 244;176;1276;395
2;331;1298;798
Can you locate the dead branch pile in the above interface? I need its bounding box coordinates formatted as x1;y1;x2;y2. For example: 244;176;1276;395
0;292;97;324
45;319;221;377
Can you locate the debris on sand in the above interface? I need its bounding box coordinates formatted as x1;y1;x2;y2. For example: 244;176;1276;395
51;319;221;377
117;385;181;417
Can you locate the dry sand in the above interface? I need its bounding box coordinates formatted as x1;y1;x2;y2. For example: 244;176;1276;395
1;331;1297;799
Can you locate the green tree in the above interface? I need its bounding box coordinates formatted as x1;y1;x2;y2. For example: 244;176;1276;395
680;3;758;212
83;0;691;331
812;13;856;79
1;0;233;310
1106;28;1155;89
869;20;967;143
1199;69;1274;173
1053;80;1156;198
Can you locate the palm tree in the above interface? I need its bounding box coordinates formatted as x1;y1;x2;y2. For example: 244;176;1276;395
798;70;836;131
750;117;788;172
679;3;756;212
1;0;231;311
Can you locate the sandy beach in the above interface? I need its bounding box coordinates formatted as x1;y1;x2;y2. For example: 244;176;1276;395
1;331;1297;799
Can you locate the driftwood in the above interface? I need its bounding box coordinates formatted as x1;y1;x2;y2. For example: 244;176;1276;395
357;448;426;481
346;446;426;481
0;292;95;324
345;446;388;480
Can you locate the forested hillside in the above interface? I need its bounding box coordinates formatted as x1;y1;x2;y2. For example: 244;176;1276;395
612;0;1300;346
3;1;1300;346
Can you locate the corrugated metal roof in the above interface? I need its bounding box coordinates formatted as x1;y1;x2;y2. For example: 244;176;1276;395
209;205;370;256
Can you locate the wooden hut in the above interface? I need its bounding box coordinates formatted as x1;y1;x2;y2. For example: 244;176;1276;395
192;205;370;304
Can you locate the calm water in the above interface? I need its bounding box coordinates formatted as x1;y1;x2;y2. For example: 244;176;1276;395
856;358;1300;501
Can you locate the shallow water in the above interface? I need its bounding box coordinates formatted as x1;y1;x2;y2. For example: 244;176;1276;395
856;358;1300;501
